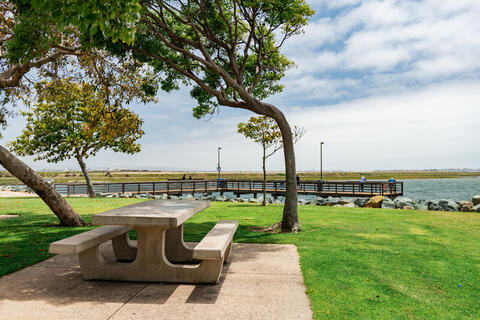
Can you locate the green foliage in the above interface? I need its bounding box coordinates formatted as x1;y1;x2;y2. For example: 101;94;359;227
238;115;282;152
9;79;144;162
30;0;141;44
238;115;305;158
33;0;314;118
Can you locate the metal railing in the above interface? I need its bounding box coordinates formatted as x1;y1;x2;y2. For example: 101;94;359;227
55;179;403;197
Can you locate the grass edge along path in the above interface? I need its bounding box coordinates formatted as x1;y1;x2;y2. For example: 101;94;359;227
1;198;479;319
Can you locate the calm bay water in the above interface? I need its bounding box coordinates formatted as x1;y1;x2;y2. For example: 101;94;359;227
402;178;480;201
221;177;480;202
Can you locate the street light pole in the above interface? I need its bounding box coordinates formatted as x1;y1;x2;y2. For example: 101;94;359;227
320;142;324;181
217;147;222;179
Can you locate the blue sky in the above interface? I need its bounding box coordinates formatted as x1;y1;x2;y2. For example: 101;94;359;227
2;0;480;172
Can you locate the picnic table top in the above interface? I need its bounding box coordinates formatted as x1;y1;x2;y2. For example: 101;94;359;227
92;200;210;228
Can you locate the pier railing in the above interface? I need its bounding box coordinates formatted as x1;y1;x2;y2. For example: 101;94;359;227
54;179;403;198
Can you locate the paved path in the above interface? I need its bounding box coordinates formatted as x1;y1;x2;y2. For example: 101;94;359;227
0;191;37;197
0;243;312;320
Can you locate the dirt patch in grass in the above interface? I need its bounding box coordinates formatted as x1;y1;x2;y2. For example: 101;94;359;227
0;215;19;219
247;221;282;233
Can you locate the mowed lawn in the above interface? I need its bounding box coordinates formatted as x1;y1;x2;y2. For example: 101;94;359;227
1;198;479;319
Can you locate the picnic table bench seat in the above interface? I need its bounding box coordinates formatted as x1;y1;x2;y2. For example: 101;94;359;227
49;225;132;255
193;220;238;262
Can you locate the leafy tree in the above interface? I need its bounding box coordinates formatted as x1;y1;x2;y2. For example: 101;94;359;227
35;0;315;232
10;79;145;198
0;1;156;224
238;116;304;206
0;1;87;226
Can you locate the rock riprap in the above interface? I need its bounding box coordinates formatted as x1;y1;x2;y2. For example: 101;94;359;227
364;196;384;208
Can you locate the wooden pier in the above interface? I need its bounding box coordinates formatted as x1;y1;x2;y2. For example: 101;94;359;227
55;179;403;198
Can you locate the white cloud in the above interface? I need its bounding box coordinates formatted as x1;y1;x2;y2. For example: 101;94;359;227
285;0;480;83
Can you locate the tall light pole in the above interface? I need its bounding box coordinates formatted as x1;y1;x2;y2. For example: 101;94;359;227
320;142;324;181
217;147;222;179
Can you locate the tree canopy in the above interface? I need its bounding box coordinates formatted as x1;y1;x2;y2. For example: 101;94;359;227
21;0;315;232
10;80;145;162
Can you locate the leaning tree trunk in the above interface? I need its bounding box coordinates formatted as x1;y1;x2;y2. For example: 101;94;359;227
270;110;300;232
76;155;95;198
0;145;85;226
262;144;267;207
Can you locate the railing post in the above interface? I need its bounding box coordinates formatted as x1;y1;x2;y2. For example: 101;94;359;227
67;184;70;197
153;182;156;194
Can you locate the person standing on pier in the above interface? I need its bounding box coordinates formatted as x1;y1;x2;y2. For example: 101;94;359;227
360;176;367;191
388;177;396;193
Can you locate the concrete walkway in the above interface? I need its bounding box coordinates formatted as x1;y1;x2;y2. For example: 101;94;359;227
0;243;312;320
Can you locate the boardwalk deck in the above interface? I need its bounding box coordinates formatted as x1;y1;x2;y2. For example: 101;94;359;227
55;180;403;198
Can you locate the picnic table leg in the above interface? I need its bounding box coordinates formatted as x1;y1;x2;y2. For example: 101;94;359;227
224;241;233;263
78;226;224;283
164;224;196;263
112;232;137;261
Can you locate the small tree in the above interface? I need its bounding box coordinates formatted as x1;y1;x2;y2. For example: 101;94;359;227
10;80;144;198
238;116;304;206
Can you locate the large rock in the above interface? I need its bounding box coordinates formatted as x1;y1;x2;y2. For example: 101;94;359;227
316;197;327;206
205;195;217;201
428;200;442;211
437;199;459;212
364;196;384;208
354;198;368;208
343;203;355;208
394;197;415;210
472;195;480;206
248;198;259;203
381;197;395;209
458;201;474;212
298;199;309;205
415;200;430;211
324;196;342;206
473;204;480;213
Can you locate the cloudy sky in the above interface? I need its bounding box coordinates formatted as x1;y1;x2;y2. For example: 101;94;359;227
2;0;480;172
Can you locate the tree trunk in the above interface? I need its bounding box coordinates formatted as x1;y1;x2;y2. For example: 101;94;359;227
0;144;84;226
262;144;267;206
76;155;95;198
270;110;300;232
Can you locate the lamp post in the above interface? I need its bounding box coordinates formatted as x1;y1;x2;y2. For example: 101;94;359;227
217;147;222;179
320;142;324;181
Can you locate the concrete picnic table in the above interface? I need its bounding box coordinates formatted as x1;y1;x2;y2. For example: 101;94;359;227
50;200;238;284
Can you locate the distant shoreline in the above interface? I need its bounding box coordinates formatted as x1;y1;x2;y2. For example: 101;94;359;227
1;170;479;185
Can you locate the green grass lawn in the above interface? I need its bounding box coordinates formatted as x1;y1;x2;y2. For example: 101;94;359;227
1;198;479;319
